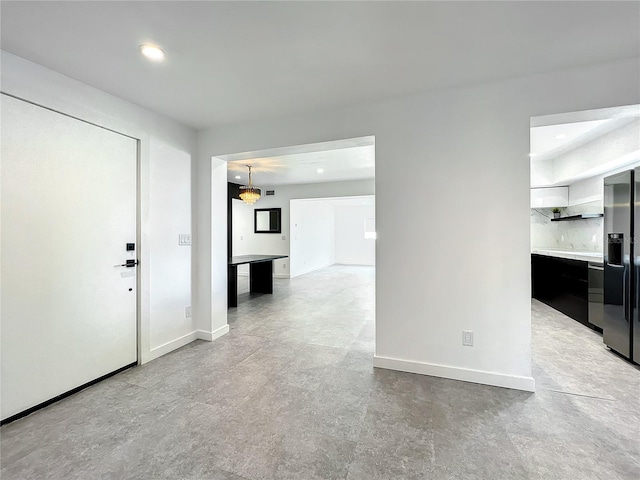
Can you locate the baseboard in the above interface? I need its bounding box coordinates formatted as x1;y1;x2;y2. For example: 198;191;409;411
372;355;536;392
148;331;199;362
334;262;375;266
196;324;229;342
147;325;230;361
290;263;334;278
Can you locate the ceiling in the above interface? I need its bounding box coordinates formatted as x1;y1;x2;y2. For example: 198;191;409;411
530;106;640;187
530;119;624;162
2;1;638;129
226;144;375;186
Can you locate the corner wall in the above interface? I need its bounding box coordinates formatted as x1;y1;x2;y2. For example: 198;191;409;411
197;57;640;391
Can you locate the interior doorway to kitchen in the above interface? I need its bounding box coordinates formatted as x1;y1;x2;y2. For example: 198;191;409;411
529;104;640;395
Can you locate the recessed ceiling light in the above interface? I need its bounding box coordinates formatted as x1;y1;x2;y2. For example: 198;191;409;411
139;44;165;61
234;175;241;179
317;168;324;173
555;133;567;140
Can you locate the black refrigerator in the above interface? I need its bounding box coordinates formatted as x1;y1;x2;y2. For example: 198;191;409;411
602;169;639;363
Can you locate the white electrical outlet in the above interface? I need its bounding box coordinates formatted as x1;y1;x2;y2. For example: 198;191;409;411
462;330;474;346
283;263;286;269
282;235;286;240
185;306;192;318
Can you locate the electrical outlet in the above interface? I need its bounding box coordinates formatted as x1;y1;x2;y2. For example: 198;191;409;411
179;234;191;246
185;306;192;318
283;263;286;269
282;235;286;240
462;330;474;346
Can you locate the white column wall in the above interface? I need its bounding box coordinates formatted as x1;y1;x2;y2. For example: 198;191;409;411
197;58;640;391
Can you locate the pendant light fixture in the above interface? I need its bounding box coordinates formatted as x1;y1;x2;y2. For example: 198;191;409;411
239;165;261;205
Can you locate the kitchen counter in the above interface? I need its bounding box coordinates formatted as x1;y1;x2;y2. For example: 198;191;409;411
532;249;603;264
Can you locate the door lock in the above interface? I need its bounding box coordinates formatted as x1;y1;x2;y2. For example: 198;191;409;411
114;259;139;268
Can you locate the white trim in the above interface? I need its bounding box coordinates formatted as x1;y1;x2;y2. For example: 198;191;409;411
334;262;375;266
373;355;536;392
146;324;230;362
290;262;334;278
147;331;199;362
196;324;229;342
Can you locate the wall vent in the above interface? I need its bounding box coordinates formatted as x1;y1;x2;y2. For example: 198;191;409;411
266;190;275;196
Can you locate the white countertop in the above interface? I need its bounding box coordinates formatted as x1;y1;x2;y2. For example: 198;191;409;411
532;249;603;264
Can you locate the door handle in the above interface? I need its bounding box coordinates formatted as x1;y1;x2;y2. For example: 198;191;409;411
624;265;630;322
114;259;139;268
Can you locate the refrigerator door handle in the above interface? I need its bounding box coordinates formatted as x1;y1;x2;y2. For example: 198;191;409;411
624;265;630;322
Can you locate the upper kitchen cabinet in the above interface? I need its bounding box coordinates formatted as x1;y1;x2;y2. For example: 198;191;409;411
530;186;568;208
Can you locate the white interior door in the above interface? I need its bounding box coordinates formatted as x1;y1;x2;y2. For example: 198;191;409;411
1;95;138;420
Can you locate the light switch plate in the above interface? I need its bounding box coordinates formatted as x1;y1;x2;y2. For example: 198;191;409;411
179;234;191;246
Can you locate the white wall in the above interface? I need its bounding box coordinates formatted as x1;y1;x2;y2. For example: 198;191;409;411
569;175;604;205
148;141;192;352
335;205;376;265
231;199;254;257
1;51;199;363
198;57;640;392
290;200;336;277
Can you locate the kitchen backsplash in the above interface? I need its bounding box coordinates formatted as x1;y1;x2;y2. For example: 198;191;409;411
531;201;603;252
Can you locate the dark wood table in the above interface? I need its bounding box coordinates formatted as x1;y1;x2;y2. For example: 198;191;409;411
228;254;288;308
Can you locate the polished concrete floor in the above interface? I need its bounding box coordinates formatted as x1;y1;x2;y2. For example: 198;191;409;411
1;265;639;479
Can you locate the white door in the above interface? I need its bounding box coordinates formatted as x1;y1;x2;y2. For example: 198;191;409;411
1;95;138;420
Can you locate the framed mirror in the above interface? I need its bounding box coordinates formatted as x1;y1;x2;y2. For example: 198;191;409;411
254;208;281;233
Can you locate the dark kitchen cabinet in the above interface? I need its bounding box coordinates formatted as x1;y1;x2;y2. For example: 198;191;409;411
531;254;598;329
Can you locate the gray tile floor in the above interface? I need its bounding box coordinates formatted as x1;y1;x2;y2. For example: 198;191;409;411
1;265;639;479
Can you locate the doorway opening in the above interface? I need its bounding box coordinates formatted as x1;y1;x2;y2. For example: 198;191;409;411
216;136;375;353
529;104;640;393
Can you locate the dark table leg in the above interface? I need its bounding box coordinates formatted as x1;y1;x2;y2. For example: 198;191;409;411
250;261;274;294
228;264;238;308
